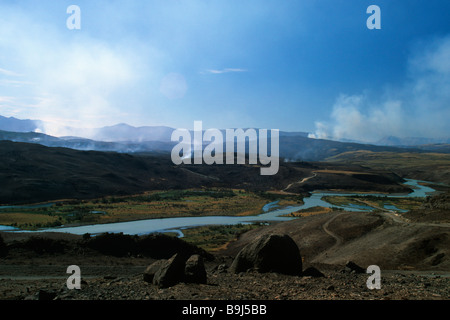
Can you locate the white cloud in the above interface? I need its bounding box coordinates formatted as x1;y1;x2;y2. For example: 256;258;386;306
0;6;148;132
0;68;22;77
0;79;34;87
309;35;450;142
203;68;247;74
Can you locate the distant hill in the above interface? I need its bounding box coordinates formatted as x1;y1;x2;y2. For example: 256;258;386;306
1;115;449;162
376;136;450;146
0;130;176;153
0;115;43;132
0;115;177;142
0;141;413;204
277;135;427;161
326;150;450;184
0;140;197;204
0;128;437;162
410;144;450;153
0;115;307;143
0;140;302;204
62;123;176;142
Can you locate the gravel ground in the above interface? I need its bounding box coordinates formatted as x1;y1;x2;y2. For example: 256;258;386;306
0;260;448;301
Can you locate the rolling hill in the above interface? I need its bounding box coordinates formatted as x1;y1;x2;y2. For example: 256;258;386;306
0;141;412;205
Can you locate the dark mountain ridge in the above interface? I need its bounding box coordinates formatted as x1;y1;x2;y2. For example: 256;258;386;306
0;140;411;205
1;128;444;163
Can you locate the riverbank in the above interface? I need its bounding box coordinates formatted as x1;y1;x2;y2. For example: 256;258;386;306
0;189;303;231
0;179;439;239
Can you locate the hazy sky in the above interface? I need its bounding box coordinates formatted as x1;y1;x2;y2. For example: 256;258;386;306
0;0;449;141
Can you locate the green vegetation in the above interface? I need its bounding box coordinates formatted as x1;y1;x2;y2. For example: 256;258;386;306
326;150;450;168
322;195;424;211
0;189;283;230
180;223;265;252
326;150;450;185
282;206;333;217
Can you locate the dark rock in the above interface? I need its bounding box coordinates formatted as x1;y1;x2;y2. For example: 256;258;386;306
143;259;167;283
216;264;228;273
0;235;7;257
152;253;186;288
230;234;302;275
35;289;57;300
184;254;207;284
136;233;214;260
85;232;137;257
431;253;445;266
302;267;325;278
344;261;366;274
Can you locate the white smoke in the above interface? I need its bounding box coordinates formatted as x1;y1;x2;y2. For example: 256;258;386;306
309;35;450;143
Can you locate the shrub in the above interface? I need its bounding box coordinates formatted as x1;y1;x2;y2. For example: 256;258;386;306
137;233;214;260
85;232;137;257
21;236;67;254
0;234;7;257
83;232;214;260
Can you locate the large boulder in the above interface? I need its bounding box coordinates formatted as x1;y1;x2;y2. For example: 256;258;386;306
184;254;207;284
230;234;302;275
302;266;325;278
143;259;167;283
152;253;186;288
343;261;365;274
147;253;208;288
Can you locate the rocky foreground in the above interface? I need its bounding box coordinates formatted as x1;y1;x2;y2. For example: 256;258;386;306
0;266;450;300
0;232;449;301
0;259;449;301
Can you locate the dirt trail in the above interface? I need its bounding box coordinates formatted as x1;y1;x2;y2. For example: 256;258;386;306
321;213;345;247
310;212;346;263
309;204;450;265
283;172;317;192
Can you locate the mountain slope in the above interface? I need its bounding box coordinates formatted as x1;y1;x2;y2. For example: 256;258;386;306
326;150;450;184
0;141;412;205
220;210;450;271
0;128;435;162
0;141;191;204
0;129;176;153
278;135;425;161
0;115;42;132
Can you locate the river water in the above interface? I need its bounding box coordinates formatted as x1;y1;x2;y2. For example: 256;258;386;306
0;179;437;236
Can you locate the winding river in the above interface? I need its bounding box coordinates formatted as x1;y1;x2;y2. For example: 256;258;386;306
0;179;437;236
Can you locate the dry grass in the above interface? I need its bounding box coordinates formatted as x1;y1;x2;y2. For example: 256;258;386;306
313;169;376;175
95;194;269;223
0;189;273;229
0;212;60;227
284;206;332;217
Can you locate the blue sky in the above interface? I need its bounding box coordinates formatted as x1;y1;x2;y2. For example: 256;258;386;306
0;0;449;142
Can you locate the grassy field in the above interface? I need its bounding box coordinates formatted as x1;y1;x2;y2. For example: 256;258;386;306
326;150;450;185
322;195;424;212
0;189;303;230
327;150;450;167
283;206;333;217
